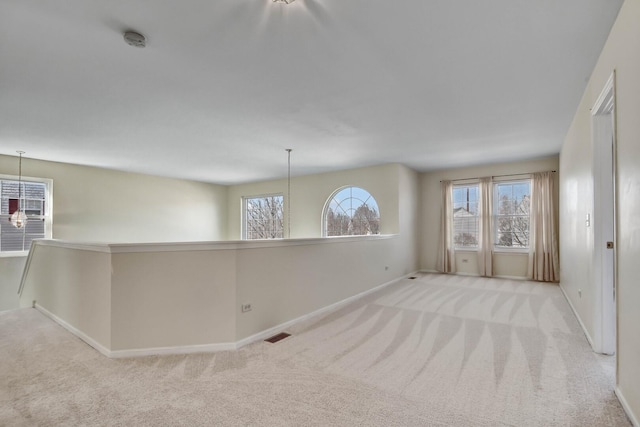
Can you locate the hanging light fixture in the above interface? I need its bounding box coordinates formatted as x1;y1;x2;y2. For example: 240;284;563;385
10;151;28;229
273;0;295;4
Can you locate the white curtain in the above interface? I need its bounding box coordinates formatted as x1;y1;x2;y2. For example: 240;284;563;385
437;180;455;273
477;177;493;277
528;172;560;282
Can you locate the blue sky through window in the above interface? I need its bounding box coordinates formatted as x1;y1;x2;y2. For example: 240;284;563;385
496;182;530;202
329;187;379;218
453;186;479;214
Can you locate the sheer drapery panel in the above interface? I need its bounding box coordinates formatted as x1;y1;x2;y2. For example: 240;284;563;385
437;181;455;273
477;177;493;277
528;172;560;282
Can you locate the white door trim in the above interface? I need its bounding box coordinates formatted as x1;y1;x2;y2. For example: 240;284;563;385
590;71;617;356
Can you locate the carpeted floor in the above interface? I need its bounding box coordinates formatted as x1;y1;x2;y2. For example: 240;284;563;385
0;273;630;426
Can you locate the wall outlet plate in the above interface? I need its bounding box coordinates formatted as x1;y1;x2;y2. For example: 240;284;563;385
241;303;252;313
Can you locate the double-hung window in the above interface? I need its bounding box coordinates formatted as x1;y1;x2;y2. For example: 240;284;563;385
242;194;284;240
0;176;52;254
452;184;479;249
493;180;531;250
451;179;531;251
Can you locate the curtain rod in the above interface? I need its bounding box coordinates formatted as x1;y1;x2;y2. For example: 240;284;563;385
440;170;556;183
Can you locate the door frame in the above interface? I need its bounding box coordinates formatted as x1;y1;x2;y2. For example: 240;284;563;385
591;71;617;356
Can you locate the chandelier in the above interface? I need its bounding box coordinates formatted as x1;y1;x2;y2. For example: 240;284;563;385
10;151;28;229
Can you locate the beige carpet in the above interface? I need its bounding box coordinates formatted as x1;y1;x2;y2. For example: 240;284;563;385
0;273;630;426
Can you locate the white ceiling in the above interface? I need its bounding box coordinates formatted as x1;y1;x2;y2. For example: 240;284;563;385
0;0;623;185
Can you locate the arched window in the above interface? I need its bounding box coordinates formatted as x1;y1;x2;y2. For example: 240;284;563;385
323;186;380;236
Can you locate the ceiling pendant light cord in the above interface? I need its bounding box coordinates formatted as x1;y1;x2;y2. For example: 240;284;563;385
286;149;292;239
18;152;22;209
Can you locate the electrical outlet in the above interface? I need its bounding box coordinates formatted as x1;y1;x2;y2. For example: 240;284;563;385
241;303;252;313
385;266;389;271
578;289;582;298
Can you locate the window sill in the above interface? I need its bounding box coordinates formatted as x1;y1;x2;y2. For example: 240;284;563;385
454;248;529;255
493;248;529;255
0;251;29;258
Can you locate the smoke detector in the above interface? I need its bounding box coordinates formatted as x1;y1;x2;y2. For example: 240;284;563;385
123;31;146;48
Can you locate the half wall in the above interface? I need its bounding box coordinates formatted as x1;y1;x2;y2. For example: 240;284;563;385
20;236;411;357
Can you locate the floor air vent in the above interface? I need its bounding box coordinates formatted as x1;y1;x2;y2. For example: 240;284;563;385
265;332;291;343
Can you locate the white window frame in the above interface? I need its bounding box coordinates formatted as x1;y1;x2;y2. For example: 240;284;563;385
492;178;531;253
242;193;284;240
452;183;480;250
0;174;53;257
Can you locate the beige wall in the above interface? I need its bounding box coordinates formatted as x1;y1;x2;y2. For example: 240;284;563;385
560;0;640;422
235;237;403;339
0;256;26;311
0;154;229;311
231;163;421;339
20;236;417;353
111;250;237;350
227;163;402;239
398;165;421;275
560;100;596;336
419;156;560;278
0;154;229;244
106;163;421;343
17;162;421;352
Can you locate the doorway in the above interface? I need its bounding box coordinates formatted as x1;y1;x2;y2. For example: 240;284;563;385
591;72;617;356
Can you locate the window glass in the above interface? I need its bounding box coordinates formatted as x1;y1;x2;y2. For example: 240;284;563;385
243;194;284;239
494;180;531;249
452;185;479;248
324;187;380;236
1;179;50;253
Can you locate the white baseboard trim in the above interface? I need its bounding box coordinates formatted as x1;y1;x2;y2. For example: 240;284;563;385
35;303;111;358
615;387;639;427
235;272;415;349
493;274;528;281
34;273;413;358
558;284;595;349
35;303;236;358
109;342;237;358
417;270;529;281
